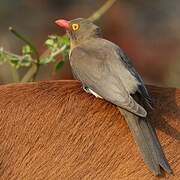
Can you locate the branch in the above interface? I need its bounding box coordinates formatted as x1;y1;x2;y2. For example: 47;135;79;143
10;65;20;82
21;64;37;83
9;27;39;60
88;0;117;22
2;1;117;83
45;45;67;63
9;27;40;81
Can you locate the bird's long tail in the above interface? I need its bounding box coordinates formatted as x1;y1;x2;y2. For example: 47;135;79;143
119;108;172;176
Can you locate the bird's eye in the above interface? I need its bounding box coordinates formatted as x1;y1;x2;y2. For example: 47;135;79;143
71;23;80;31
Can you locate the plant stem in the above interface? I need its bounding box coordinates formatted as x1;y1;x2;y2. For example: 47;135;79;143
9;27;40;81
20;45;67;83
21;64;37;83
3;49;22;59
49;45;67;61
10;66;20;82
7;0;117;83
40;45;67;64
88;0;117;22
9;27;39;59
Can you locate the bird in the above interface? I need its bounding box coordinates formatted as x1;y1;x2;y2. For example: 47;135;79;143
55;18;172;176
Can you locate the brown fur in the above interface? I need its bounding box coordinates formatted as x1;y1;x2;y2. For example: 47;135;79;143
0;80;179;180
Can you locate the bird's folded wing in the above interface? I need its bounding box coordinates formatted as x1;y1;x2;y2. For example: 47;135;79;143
70;43;147;117
117;48;152;106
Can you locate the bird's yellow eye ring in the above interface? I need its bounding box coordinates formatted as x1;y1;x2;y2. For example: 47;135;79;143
71;23;80;31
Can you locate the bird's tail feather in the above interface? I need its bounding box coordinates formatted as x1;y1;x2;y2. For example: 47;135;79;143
119;108;172;176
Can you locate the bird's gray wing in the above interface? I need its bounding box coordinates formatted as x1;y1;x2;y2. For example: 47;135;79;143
117;48;152;106
70;42;147;117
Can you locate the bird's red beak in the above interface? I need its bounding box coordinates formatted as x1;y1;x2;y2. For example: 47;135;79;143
55;19;69;30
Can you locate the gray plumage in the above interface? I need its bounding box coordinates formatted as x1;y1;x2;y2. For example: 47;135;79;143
120;108;172;175
70;38;148;117
55;18;172;175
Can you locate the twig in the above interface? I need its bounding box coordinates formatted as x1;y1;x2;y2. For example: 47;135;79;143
20;45;67;83
48;45;67;62
3;49;36;63
10;65;20;82
88;0;117;22
5;0;117;83
39;44;67;64
9;27;40;81
21;64;37;83
9;27;39;59
3;49;22;59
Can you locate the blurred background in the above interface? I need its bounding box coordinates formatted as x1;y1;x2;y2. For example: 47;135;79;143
0;0;180;87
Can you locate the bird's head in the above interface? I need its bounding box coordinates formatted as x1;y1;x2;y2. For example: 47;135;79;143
55;18;101;47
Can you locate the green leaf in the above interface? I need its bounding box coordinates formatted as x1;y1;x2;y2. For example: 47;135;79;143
22;45;33;55
9;57;19;67
55;60;65;71
21;55;32;66
45;39;54;48
57;36;70;46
